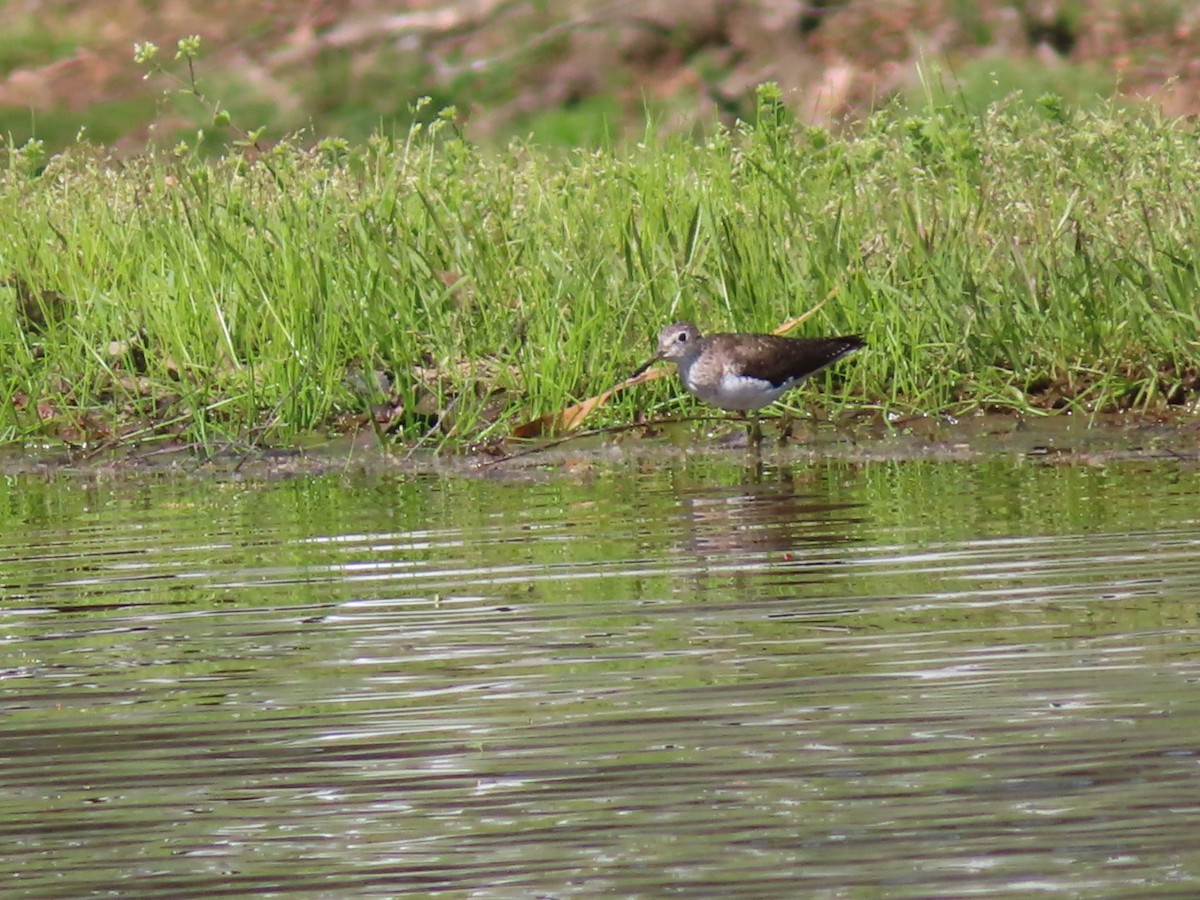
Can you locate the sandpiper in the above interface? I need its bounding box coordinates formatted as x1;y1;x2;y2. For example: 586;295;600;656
634;322;865;445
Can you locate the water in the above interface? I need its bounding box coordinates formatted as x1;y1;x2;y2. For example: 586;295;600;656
2;455;1200;897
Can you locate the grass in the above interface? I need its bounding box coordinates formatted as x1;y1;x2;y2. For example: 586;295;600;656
1;84;1199;453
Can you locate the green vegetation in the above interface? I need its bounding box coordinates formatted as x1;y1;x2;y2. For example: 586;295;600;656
913;56;1117;118
2;81;1199;453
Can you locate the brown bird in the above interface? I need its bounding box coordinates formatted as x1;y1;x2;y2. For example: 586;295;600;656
634;322;864;445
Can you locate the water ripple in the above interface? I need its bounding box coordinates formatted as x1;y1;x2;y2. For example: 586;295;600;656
1;461;1199;897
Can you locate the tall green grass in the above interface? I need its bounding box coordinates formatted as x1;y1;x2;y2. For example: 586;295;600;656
2;84;1199;451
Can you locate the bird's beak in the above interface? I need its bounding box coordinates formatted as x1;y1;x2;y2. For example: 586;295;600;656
628;352;661;381
628;357;657;379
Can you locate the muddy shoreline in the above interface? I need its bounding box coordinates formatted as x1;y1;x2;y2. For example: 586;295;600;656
1;412;1195;480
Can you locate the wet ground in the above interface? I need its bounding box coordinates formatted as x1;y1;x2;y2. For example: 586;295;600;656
0;411;1197;479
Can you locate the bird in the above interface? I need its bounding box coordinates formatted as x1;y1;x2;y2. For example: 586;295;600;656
633;322;865;447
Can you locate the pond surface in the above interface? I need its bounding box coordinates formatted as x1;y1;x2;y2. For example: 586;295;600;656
3;450;1200;897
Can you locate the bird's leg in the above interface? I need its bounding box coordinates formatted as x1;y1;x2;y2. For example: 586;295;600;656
747;414;763;451
777;412;795;447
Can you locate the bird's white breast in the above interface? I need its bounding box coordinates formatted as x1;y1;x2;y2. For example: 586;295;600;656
679;355;804;411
